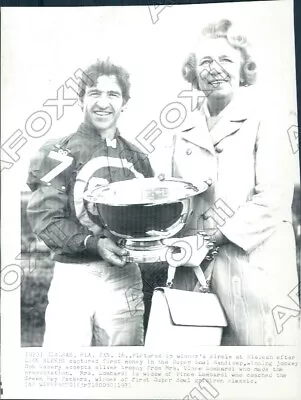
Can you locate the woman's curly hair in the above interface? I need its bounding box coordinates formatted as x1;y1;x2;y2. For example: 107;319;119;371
182;19;257;89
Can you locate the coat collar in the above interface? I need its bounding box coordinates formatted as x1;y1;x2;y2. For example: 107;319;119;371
180;87;257;153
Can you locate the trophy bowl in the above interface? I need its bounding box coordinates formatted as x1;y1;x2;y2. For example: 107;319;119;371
83;177;209;263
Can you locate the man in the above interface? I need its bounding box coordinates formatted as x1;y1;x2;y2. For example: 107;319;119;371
26;59;154;346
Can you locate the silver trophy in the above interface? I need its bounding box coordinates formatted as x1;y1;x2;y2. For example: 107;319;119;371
84;177;227;344
83;176;210;264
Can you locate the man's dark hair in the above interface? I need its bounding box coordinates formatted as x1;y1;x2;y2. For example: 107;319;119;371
78;58;131;103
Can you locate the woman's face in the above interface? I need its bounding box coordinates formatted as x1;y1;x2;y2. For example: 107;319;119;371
196;37;242;102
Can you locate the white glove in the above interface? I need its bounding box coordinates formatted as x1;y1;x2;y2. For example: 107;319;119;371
162;233;216;268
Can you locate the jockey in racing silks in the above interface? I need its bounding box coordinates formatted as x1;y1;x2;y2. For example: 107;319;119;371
26;59;154;346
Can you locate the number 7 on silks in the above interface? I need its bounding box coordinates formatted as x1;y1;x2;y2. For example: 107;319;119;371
40;150;74;185
27;144;76;193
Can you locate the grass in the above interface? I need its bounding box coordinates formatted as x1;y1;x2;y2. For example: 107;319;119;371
21;253;54;347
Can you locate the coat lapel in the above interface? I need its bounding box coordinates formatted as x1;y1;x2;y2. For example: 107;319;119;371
209;118;246;145
180;87;257;149
180;109;215;154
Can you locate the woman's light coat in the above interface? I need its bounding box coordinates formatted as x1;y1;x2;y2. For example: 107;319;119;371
170;87;299;345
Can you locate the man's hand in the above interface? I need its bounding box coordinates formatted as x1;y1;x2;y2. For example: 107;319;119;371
96;238;128;267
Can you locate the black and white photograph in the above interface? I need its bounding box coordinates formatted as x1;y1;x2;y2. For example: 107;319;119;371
1;0;301;399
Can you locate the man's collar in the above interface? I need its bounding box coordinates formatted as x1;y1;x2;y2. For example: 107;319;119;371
77;122;120;140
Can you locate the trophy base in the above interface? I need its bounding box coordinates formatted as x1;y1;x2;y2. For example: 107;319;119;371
120;239;168;264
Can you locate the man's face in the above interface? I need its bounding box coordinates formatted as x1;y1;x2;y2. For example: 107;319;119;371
196;38;242;101
81;75;124;133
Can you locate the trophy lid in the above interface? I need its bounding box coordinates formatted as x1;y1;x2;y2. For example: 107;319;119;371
83;177;209;206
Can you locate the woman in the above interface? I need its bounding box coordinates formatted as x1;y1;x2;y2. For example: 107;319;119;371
167;19;299;345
